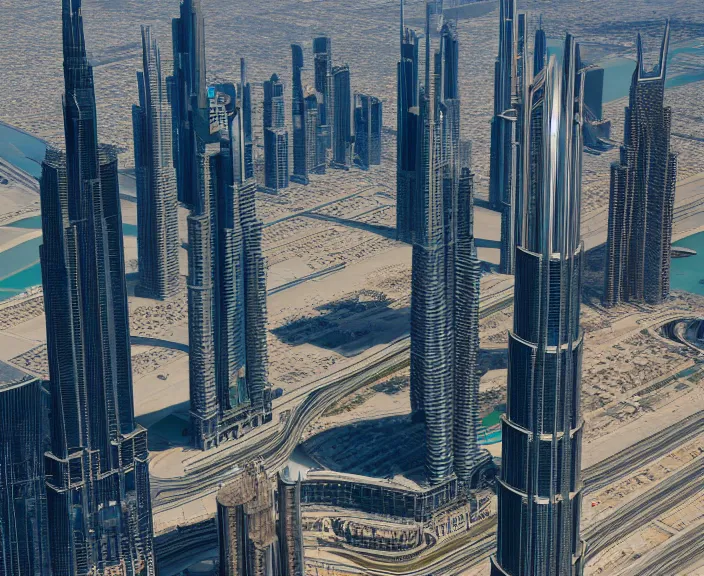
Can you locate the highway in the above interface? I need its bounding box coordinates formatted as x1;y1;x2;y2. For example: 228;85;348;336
583;410;704;495
583;454;704;561
151;290;515;512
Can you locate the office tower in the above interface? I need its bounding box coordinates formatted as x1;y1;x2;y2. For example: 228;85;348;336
453;164;483;482
331;64;352;168
40;5;155;575
263;74;289;192
291;44;308;184
313;37;332;150
304;91;326;175
603;23;676;307
133;26;181;300
533;19;547;75
172;0;207;207
264;128;289;192
239;58;255;180
277;473;304;576
217;461;279;576
582;65;612;152
409;11;484;486
490;0;527;275
354;94;382;169
491;36;586;576
396;0;420;243
190;86;271;450
0;364;51;576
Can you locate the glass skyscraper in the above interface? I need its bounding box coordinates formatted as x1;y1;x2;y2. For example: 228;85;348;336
40;3;155;574
603;22;677;307
491;36;586;576
133;26;181;300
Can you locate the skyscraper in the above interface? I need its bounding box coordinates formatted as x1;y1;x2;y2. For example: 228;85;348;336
171;0;207;207
603;22;676;307
0;363;51;576
396;0;420;243
133;26;181;300
40;3;155;574
313;37;332;151
189;85;271;450
331;64;352;169
263;74;289;191
304;90;326;175
354;94;382;169
491;36;586;576
239;58;255;180
291;44;308;184
490;0;527;275
277;473;304;576
410;12;484;486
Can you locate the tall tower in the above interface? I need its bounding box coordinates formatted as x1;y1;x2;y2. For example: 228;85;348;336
331;65;352;169
291;44;309;184
396;0;420;243
171;0;207;207
0;364;51;576
491;36;586;576
313;37;333;151
354;94;382;169
409;10;484;486
189;85;271;450
239;58;255;181
263;74;289;192
603;22;676;307
490;0;526;275
40;3;155;574
133;26;181;300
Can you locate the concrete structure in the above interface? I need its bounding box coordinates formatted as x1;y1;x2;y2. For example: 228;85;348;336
217;463;303;576
0;363;50;576
264;74;289;192
171;0;207;207
490;0;527;275
133;26;181;300
491;36;586;576
354;94;382;169
396;1;420;244
39;4;155;574
603;22;677;307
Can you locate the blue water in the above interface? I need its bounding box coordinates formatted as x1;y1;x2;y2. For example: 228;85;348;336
0;122;46;179
670;232;704;296
0;222;138;302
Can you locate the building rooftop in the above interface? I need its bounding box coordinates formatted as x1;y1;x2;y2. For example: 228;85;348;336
0;360;34;391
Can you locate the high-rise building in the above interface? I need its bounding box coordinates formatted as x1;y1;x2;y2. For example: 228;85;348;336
410;12;484;486
263;74;289;192
0;363;51;576
40;4;155;574
354;94;382;169
491;36;586;576
313;37;332;151
239;58;255;180
133;26;181;300
490;0;527;275
304;90;326;175
189;85;271;451
331;64;352;169
217;462;304;576
603;22;676;307
291;44;309;184
396;0;420;243
277;473;304;576
171;0;207;207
